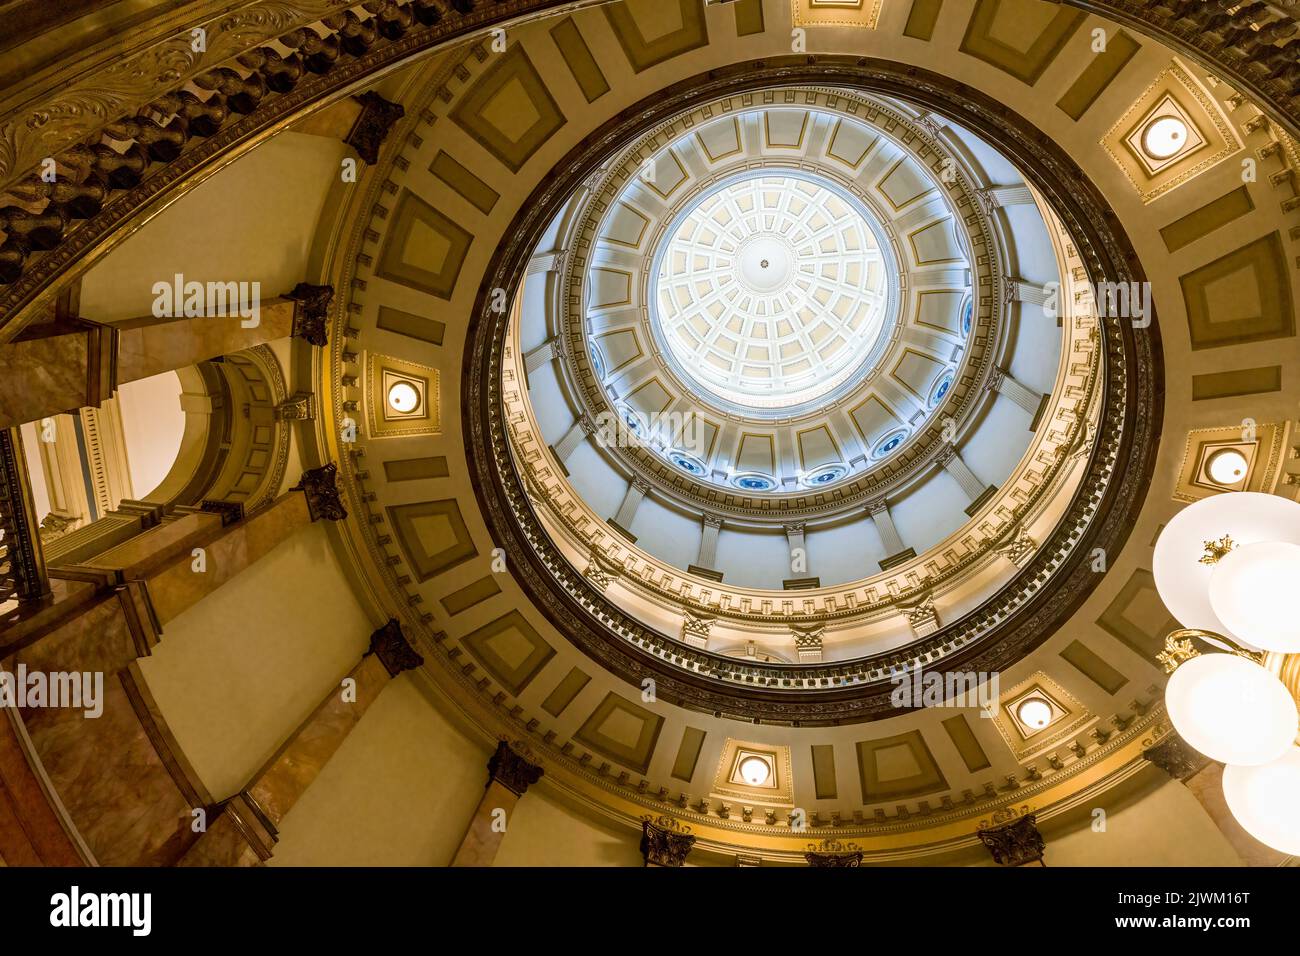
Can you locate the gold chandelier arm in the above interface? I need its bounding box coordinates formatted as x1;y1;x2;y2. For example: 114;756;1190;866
1157;628;1263;674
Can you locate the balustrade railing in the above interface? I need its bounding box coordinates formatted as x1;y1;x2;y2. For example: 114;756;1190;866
0;426;51;616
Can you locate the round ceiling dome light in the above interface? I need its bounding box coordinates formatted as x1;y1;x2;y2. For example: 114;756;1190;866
737;755;772;787
1016;696;1053;731
1223;747;1300;856
873;429;909;460
732;472;778;493
386;380;420;414
1205;448;1248;487
1209;540;1300;653
1164;653;1298;766
801;464;848;488
1141;116;1189;160
668;450;708;478
930;372;954;408
650;171;897;416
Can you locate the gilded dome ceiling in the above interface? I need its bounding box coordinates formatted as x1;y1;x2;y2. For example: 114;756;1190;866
16;0;1299;869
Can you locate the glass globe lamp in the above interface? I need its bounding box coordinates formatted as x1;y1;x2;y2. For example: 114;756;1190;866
1163;653;1298;766
1222;747;1300;856
1153;493;1300;636
1209;541;1300;653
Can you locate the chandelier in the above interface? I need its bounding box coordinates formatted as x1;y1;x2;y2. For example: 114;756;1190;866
1152;492;1300;857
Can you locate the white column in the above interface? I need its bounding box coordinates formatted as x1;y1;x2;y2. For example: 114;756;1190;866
867;500;904;556
785;522;807;575
552;416;589;463
1004;277;1051;309
613;478;648;530
979;184;1035;208
524;336;558;374
940;446;987;502
990;367;1046;417
697;515;722;568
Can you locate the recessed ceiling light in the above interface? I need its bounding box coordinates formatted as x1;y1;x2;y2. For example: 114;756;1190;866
1205;448;1248;487
737;755;771;786
1016;696;1053;731
387;381;420;414
1141;116;1189;160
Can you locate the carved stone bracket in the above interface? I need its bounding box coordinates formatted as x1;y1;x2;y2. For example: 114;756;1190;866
366;618;424;677
583;551;613;591
287;283;334;347
977;812;1046;866
293;462;347;521
995;526;1036;568
199;499;245;527
345;91;406;165
805;838;863;867
793;625;824;663
681;611;714;649
640;815;695;867
274;391;316;422
488;740;544;797
1143;732;1210;782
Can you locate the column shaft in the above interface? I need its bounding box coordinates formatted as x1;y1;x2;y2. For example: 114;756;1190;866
613;480;647;530
552;418;587;463
451;741;543;867
697;517;721;568
942;449;987;502
994;368;1047;417
180;620;424;866
868;503;904;556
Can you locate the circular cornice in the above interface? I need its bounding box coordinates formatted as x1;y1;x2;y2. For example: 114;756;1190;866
464;56;1163;724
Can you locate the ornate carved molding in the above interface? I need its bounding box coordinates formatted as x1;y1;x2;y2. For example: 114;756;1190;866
640;815;695;867
367;617;424;677
487;740;544;796
293;462;347;521
4;0;1296;339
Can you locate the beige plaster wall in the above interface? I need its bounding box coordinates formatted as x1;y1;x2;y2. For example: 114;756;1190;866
270;676;491;866
137;519;372;800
